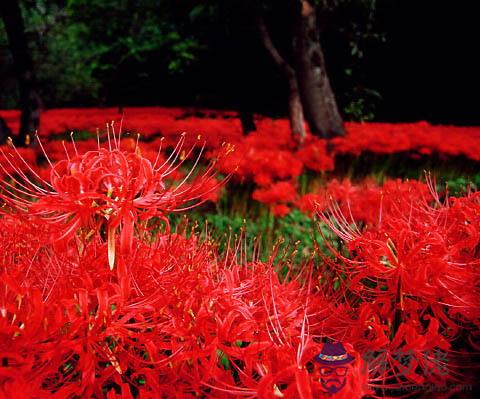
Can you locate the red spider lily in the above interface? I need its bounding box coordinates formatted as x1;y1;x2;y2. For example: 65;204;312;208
3;169;479;397
0;229;203;397
0;145;38;178
3;107;480;165
0;209;341;398
216;146;303;187
252;181;297;216
4;179;478;396
0;132;229;269
2;107;480;396
296;137;335;172
315;179;480;395
252;181;297;205
272;204;291;217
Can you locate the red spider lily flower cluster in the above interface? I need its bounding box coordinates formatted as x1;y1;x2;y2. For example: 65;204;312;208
3;107;480;212
2;108;480;162
297;178;430;221
0;196;370;397
313;177;480;394
2;165;478;397
253;181;297;207
0;132;226;270
0;210;376;398
1;111;480;397
3;107;480;223
0;126;369;398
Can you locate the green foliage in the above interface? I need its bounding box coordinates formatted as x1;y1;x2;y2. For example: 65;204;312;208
216;349;231;370
26;4;103;104
442;174;480;196
0;19;17;108
167;157;478;267
170;208;339;265
317;0;386;121
276;209;339;262
343;87;382;121
1;0;204;107
1;0;389;120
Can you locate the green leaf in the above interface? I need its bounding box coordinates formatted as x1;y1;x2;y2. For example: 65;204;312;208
189;5;205;21
216;349;231;370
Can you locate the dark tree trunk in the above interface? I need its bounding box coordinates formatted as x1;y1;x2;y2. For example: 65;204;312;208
293;0;344;138
0;0;41;146
0;117;12;144
286;75;305;141
238;110;256;134
256;14;306;141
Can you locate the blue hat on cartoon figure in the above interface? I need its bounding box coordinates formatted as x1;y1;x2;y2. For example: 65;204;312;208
314;342;355;366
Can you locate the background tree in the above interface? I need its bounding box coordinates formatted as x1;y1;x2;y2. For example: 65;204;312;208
256;0;385;139
256;0;347;140
257;11;306;140
19;0;203;107
0;0;41;145
1;0;477;135
292;0;344;138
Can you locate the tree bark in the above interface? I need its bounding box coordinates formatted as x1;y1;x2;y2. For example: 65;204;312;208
0;117;12;144
238;110;256;134
293;0;344;138
256;14;306;141
0;0;41;146
286;76;305;141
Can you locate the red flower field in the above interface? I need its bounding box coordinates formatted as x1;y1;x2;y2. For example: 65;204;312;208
2;107;480;214
0;108;479;398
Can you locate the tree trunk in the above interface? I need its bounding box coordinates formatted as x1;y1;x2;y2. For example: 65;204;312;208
0;0;41;146
256;14;306;141
0;117;12;144
238;110;256;134
286;74;306;141
293;0;344;138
